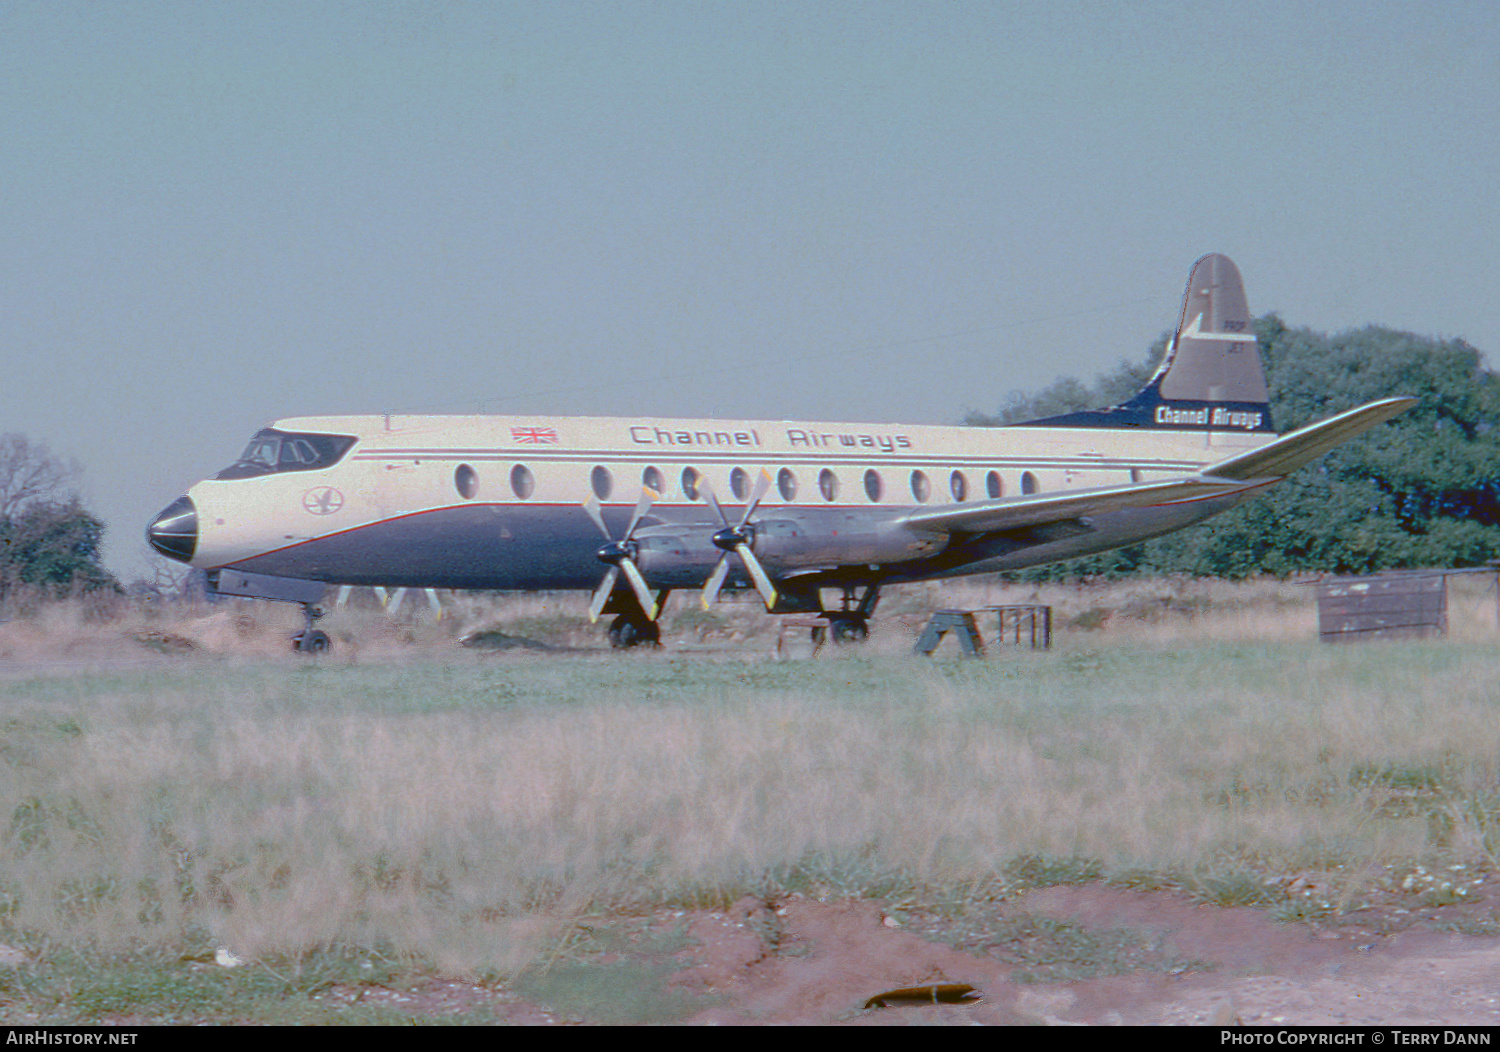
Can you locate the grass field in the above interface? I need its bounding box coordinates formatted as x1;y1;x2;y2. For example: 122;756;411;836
0;577;1497;1022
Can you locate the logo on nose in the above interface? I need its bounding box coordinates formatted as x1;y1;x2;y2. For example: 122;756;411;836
302;487;345;515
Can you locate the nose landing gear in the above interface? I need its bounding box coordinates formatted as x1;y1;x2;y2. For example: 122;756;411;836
291;604;330;654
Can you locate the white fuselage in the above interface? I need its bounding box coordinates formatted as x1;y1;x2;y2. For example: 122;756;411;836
179;412;1274;592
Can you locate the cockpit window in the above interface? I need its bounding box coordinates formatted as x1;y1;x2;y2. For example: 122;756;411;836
215;428;358;480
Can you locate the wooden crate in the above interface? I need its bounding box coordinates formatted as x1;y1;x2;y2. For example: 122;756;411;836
1317;573;1447;642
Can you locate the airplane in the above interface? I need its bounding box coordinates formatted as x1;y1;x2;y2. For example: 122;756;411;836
147;254;1416;653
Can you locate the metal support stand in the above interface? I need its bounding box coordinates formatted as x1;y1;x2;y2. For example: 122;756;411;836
914;605;1052;657
913;610;985;657
980;604;1053;649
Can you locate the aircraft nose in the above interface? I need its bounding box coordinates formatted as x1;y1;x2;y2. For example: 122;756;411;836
146;496;198;563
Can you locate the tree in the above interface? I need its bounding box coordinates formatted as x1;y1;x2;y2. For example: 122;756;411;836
0;433;80;520
0;434;116;598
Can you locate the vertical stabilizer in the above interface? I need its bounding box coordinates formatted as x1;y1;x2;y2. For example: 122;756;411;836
1158;253;1269;406
1013;253;1274;432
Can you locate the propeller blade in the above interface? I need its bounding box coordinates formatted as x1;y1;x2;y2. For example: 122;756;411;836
698;478;729;526
618;557;659;620
583;496;612;541
735;545;779;610
740;469;773;525
588;565;620;623
699;469;778;610
624;486;658;540
700;553;733;609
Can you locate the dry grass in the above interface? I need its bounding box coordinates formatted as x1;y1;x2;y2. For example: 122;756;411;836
1;578;1498;1019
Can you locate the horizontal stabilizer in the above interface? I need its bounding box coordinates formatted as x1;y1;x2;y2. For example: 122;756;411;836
1203;397;1417;481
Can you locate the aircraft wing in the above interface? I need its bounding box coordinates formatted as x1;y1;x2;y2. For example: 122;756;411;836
897;475;1263;536
899;397;1417;537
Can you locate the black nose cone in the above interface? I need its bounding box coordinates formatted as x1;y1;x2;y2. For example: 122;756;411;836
147;496;198;562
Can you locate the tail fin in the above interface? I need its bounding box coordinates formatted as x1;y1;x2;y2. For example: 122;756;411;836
1015;253;1274;433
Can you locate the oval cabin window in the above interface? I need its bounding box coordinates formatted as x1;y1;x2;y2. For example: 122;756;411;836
455;464;479;500
730;467;749;501
681;466;701;500
818;468;838;502
986;470;1003;499
510;464;535;499
864;469;883;502
910;470;931;503
1021;471;1039;494
777;468;797;501
591;465;613;500
950;471;967;502
642;465;664;494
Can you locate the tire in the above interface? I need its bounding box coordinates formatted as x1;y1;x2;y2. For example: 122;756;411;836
293;629;331;654
830;618;868;645
608;617;659;648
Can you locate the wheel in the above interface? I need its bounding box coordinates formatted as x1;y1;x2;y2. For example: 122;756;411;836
607;616;660;649
810;625;827;646
292;629;330;654
829;618;868;644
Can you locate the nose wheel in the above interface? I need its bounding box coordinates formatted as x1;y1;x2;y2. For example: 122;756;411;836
291;604;330;654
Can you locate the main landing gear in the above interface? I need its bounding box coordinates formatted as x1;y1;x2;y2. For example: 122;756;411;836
603;589;668;649
812;617;869;645
608;613;660;649
291;603;330;654
806;582;881;647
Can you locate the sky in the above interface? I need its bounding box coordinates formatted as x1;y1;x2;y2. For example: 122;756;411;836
3;0;1498;579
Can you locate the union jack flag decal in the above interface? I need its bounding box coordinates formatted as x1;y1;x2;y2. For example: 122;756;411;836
511;426;558;445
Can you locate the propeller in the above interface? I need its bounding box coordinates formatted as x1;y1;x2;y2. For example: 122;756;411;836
699;469;779;610
583;486;661;623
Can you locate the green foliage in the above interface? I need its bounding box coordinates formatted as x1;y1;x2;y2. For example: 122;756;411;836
0;500;117;599
973;318;1500;576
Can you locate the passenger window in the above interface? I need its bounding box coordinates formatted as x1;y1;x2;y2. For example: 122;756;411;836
818;468;838;501
681;466;701;500
642;466;664;494
950;471;967;502
910;471;931;503
591;465;612;500
511;464;535;499
1021;471;1039;495
777;468;797;501
730;467;749;501
455;464;479;500
986;470;1003;499
864;469;882;502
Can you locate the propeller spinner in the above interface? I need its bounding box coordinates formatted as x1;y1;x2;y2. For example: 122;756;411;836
699;469;779;611
583;487;661;623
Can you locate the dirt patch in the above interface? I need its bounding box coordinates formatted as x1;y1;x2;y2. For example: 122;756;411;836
416;888;1500;1025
